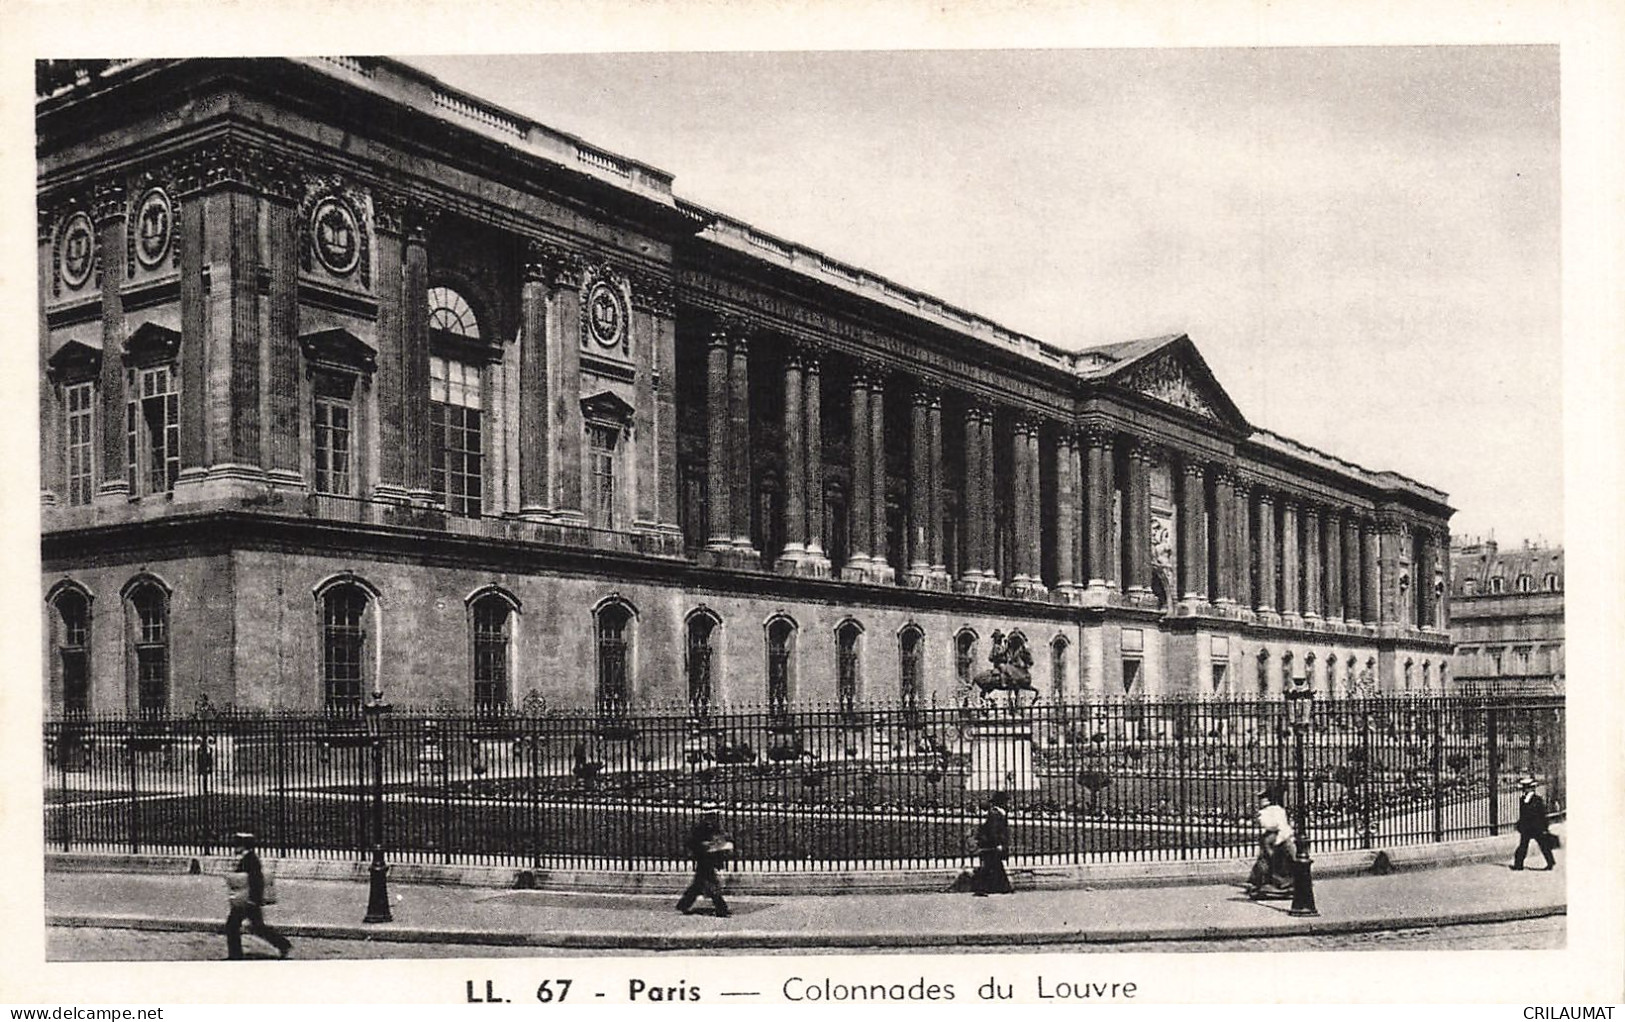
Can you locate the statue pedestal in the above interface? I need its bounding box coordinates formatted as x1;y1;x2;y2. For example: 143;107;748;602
964;716;1038;792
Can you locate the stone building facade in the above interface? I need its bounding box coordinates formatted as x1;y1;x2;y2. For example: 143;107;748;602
1449;539;1564;694
38;58;1454;717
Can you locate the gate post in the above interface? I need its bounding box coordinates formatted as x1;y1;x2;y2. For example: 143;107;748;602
1486;704;1500;836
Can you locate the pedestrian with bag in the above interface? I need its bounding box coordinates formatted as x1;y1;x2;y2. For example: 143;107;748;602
970;792;1013;896
1245;786;1297;900
225;831;292;960
675;812;733;917
1511;776;1557;871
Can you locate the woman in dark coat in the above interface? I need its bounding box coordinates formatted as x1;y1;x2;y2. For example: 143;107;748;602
1245;788;1297;900
971;794;1013;896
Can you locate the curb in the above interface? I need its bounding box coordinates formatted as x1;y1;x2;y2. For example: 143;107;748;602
46;902;1567;950
45;832;1526;895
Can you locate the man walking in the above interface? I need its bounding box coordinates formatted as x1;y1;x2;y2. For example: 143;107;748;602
225;831;293;959
676;813;732;917
1511;776;1557;871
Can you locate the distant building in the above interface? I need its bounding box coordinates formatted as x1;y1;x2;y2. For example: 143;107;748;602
1449;538;1564;694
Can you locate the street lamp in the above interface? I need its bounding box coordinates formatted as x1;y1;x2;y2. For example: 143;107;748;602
1285;674;1318;917
362;687;393;923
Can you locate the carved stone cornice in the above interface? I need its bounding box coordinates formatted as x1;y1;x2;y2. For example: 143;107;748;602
629;273;675;317
1257;488;1276;507
792;340;825;372
90;180;126;225
1082;423;1114;450
172;138;301;201
1180;458;1207;480
521;241;549;284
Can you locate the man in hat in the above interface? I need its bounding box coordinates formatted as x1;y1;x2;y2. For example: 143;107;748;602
226;832;293;959
676;811;732;917
1511;776;1556;871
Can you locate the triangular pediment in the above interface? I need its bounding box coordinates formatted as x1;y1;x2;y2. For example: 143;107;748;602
47;336;103;380
1098;335;1249;432
299;328;377;372
123;322;182;365
580;390;636;425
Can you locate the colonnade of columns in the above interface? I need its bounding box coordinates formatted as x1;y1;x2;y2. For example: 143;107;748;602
691;320;1444;632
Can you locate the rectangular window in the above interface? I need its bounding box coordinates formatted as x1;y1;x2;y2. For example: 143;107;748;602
472;605;510;711
430;356;483;517
588;424;618;530
1122;657;1143;695
126;366;178;496
65;381;95;505
313;373;354;496
136;646;167;715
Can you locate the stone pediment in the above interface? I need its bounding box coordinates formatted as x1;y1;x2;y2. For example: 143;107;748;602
1104;335;1247;431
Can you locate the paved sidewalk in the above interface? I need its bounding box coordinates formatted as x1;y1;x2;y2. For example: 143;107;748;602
46;857;1564;951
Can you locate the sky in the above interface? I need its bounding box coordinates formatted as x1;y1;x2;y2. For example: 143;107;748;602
424;49;1560;544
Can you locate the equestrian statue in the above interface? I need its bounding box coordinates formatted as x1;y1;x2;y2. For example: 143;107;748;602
970;630;1039;708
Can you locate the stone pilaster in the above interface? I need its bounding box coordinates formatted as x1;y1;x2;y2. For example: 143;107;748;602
704;325;732;553
926;390;947;584
518;247;551;518
803;349;828;573
264;196;301;488
547;243;585;521
1233;477;1253;612
401;206;437;504
37;212;57;505
95;187;131;502
371;195;406;500
648;286;680;537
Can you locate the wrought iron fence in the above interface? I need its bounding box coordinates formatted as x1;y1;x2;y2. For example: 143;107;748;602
42;695;1563;873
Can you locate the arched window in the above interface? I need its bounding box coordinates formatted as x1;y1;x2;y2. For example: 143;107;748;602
1462;578;1476;596
954;629;978;688
428;286;485;518
1516;574;1533;593
52;587;91;715
470;592;515;712
1490;576;1504;594
1051;635;1069;700
595;600;635;717
1543;572;1559;592
899;625;924;710
321;583;371;713
686;611;717;715
123;582;170;717
836;620;862;715
766;616;795;716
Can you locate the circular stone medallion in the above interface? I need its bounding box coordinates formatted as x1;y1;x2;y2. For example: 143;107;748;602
311;197;362;276
59;213;95;289
587;280;625;348
134;189;173;268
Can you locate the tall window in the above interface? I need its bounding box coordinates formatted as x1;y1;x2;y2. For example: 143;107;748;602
955;630;977;688
596;602;633;717
1516;574;1533;593
471;595;512;712
767;617;795;716
1543;572;1559;592
56;589;91;714
313;373;354;496
899;626;923;710
430;355;483;516
65;381;95;506
836;621;861;715
1490;575;1504;594
126;365;178;496
129;584;168;717
687;612;716;715
1050;636;1069;700
588;424;618;529
322;584;369;712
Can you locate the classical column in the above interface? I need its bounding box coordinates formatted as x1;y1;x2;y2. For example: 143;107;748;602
1123;438;1151;601
1054;430;1078;597
803;350;828;571
1233;478;1253;611
37;212;56;505
1212;468;1236;606
94;186;130;501
1417;527;1438;630
1256;489;1277;614
371;195;406;499
1343;510;1362;626
926;390;946;583
780;350;807;566
401;206;435;503
1027;423;1045;592
1361;515;1381;625
646;282;680;536
1301;502;1322;620
1377;515;1403;626
906;384;932;586
1178;459;1207;605
728;332;755;555
844;367;874;579
704;326;732;553
960;404;984;583
1084;427;1115;593
518;247;551;517
1009;417;1034;588
1280;497;1301;619
869;369;893;582
1323;510;1343;623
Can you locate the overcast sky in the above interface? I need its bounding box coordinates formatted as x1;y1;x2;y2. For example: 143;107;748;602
408;47;1561;546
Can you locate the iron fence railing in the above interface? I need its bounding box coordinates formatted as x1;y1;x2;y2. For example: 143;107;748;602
42;696;1564;873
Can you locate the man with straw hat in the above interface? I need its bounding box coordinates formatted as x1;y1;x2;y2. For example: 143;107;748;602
1511;776;1557;872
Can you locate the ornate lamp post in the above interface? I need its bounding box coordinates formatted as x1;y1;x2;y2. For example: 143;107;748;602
362;688;393;923
1286;674;1318;917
